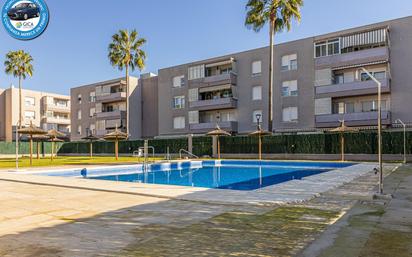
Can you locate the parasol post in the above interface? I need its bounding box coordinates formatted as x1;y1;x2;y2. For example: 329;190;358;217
115;139;119;160
90;141;93;158
36;141;40;159
259;135;262;160
29;134;33;166
217;136;220;160
51;141;54;161
341;133;345;162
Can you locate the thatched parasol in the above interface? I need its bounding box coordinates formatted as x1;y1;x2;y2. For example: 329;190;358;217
207;125;231;159
82;134;99;158
329;120;358;162
249;129;271;160
103;127;128;160
18;121;47;166
32;134;49;159
47;129;66;161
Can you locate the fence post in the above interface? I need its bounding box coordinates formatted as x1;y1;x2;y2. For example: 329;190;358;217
212;136;217;158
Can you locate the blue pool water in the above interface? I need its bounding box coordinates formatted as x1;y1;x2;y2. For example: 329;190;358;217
53;160;354;191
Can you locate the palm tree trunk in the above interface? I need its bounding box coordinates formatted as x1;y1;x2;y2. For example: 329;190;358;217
19;75;22;129
268;20;274;133
125;66;129;136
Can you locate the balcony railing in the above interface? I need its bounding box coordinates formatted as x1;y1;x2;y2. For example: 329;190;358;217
189;72;237;88
96;92;127;103
44;103;70;113
315;111;391;128
189;97;237;111
43;117;71;125
315;78;390;98
96;110;126;119
315;47;389;69
189;121;238;133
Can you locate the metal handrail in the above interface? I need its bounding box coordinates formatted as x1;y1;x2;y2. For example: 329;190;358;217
133;146;155;158
179;149;199;159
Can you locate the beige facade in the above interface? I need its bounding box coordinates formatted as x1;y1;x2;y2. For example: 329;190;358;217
70;77;138;141
0;86;70;142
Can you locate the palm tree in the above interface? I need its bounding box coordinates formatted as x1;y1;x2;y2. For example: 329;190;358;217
245;0;303;132
108;29;146;135
4;50;34;129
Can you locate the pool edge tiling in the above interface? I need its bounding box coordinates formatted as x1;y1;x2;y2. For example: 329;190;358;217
0;161;380;206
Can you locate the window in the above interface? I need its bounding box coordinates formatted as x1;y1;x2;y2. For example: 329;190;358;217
252;110;263;123
173;116;185;129
345;102;355;113
281;54;297;71
89;92;96;103
172;75;185;88
173;96;185;109
24;97;35;107
77;110;82;120
361;71;386;81
281;80;298;97
77;94;82;104
89;108;96;117
188;65;205;80
282;107;298;122
362;100;387;112
315;38;340;58
77;125;82;135
24;111;35;120
90;124;96;135
252;61;262;76
252;86;262;100
334;74;344;84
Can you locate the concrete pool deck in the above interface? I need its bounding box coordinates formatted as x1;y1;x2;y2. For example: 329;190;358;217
0;162;405;256
0;163;395;206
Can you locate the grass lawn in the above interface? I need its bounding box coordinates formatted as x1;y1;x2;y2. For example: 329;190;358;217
0;156;164;169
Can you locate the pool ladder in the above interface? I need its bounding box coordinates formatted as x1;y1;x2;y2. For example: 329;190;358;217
179;149;199;159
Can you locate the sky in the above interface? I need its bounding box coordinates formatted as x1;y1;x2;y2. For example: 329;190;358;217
1;0;412;95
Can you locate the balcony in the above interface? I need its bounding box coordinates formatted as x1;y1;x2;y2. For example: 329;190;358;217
43;117;71;125
96;92;127;103
189;121;238;133
96;110;126;119
315;78;390;98
189;97;237;111
44;103;70;113
315;47;389;69
190;72;237;88
315;111;391;128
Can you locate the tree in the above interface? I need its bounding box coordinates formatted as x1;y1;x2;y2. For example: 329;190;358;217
245;0;303;132
108;29;146;135
4;50;34;129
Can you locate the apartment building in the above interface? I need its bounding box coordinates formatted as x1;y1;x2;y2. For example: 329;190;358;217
0;86;71;141
70;77;139;141
148;16;412;137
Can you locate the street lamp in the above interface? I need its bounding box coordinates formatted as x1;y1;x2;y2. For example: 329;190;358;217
356;67;383;194
256;113;262;130
395;119;407;164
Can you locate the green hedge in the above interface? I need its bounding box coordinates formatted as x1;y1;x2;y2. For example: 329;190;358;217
220;131;412;155
0;142;63;155
2;131;409;156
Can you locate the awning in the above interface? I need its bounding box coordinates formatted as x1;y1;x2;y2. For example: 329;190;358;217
341;28;388;49
199;84;232;93
205;58;235;68
332;60;388;71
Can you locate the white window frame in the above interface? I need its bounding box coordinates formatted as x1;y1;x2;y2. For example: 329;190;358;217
89;107;96;117
281;54;297;71
173;116;185;129
281;80;298;97
314;38;340;58
252;86;262;100
24;110;35;120
282;107;298;122
251;60;262;76
77;125;82;135
77;110;82;120
24;97;35;107
172;75;185;88
173;96;185;109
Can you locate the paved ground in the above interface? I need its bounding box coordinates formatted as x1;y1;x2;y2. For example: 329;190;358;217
0;164;410;256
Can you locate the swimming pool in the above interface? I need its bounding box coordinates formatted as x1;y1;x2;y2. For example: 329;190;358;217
34;160;354;191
